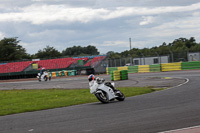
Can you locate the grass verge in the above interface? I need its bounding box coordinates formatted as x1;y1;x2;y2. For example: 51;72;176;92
0;87;164;116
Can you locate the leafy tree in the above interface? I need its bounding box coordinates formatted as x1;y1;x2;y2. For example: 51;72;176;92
0;37;30;61
106;51;115;56
107;37;199;60
34;45;62;59
62;45;99;56
190;44;200;52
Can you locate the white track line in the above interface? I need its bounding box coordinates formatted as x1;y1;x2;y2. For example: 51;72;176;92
170;77;189;89
158;125;200;133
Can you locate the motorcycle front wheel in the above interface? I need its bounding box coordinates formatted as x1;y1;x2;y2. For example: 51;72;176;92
44;76;48;81
116;91;125;101
95;91;109;104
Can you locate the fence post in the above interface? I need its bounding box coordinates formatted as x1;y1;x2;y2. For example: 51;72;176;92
155;52;161;64
169;50;174;62
141;53;145;65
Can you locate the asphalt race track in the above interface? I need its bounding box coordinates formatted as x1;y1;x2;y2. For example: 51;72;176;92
0;70;200;133
0;73;185;90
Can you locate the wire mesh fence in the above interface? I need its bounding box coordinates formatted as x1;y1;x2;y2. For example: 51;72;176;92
107;51;196;67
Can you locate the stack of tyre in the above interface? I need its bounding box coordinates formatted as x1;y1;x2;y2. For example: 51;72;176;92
120;70;128;80
111;71;121;81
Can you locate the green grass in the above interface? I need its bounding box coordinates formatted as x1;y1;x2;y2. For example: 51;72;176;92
0;87;163;116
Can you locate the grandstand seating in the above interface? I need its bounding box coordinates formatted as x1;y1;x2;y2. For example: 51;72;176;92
37;57;89;70
0;56;105;74
84;56;106;66
0;61;32;73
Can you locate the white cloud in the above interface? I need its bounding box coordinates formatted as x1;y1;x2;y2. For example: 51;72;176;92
193;11;200;16
150;16;200;36
0;1;200;55
20;41;45;53
139;16;154;25
0;2;200;24
98;41;129;47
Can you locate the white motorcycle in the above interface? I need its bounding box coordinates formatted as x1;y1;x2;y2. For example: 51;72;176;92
37;71;48;82
90;79;125;103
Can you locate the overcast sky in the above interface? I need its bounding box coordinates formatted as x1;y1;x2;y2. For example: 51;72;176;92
0;0;200;55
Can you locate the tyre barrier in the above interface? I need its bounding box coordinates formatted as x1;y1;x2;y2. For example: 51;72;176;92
111;70;128;81
48;70;77;78
64;71;68;76
128;66;138;73
120;70;128;80
149;64;161;72
181;61;200;70
51;72;57;77
138;65;150;73
68;70;76;76
118;66;128;71
161;62;181;72
107;61;200;74
107;67;118;75
111;71;121;81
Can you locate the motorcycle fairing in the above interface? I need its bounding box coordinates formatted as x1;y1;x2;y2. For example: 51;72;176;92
98;84;117;100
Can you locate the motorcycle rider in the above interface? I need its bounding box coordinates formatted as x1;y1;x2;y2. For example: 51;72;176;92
88;74;118;92
40;67;45;74
39;67;45;78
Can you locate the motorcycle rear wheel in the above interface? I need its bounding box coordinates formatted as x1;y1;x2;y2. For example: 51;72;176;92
95;91;109;104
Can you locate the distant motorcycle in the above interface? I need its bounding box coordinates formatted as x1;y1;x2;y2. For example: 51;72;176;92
90;78;125;103
37;71;48;82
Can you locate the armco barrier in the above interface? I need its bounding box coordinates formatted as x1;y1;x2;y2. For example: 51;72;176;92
161;62;181;72
138;65;150;73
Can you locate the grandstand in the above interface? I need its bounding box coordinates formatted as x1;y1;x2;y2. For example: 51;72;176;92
0;55;107;80
84;56;106;67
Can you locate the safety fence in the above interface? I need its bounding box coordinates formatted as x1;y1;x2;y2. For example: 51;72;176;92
106;61;200;74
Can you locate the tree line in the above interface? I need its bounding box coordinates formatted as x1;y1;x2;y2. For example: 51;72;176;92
107;37;200;62
0;37;200;62
0;37;99;61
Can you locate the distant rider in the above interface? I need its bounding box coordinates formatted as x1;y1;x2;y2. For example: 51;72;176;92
40;67;45;77
88;74;118;92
